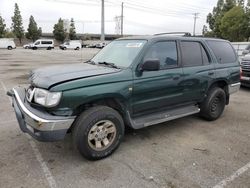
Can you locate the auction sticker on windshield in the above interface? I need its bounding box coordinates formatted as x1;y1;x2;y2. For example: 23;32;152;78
126;43;143;48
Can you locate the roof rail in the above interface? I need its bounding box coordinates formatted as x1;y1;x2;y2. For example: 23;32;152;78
154;32;192;37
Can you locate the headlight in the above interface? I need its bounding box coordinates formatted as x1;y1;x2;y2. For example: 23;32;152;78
34;88;62;107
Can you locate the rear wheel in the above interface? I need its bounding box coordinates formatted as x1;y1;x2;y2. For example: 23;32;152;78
7;46;12;50
47;47;51;50
200;87;226;121
72;106;124;160
33;47;37;50
75;47;80;50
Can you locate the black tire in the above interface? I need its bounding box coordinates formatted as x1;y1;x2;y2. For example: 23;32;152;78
47;47;51;50
63;47;66;50
7;46;12;50
33;47;37;50
75;47;80;50
25;46;29;49
72;106;124;160
200;87;226;121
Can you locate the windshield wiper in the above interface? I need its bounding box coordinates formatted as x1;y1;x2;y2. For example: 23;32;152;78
84;60;96;65
98;61;119;69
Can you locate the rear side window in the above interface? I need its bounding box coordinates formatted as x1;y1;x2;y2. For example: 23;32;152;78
207;40;236;63
41;41;52;44
144;41;178;69
181;41;202;67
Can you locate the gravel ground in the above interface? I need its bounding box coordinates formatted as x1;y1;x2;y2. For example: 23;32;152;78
0;48;249;188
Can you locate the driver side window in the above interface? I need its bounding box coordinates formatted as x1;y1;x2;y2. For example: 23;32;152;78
144;41;178;69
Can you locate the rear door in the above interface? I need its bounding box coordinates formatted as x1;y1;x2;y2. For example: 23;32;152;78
131;40;184;116
206;40;240;85
180;40;215;103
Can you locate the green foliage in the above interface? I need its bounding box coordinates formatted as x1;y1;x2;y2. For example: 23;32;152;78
53;18;66;42
205;0;250;41
0;15;6;38
26;15;42;42
220;6;247;41
69;18;77;40
11;3;24;43
4;29;15;38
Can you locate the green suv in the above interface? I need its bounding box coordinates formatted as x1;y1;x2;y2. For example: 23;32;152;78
8;35;240;160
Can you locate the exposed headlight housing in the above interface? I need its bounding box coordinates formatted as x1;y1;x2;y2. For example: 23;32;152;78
34;88;62;107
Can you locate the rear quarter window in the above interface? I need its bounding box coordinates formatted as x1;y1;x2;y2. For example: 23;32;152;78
206;40;237;64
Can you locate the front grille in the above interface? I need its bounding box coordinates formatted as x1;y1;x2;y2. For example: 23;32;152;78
241;60;250;70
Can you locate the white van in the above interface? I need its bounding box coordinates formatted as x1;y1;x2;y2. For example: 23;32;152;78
59;40;81;50
31;39;54;50
0;39;16;50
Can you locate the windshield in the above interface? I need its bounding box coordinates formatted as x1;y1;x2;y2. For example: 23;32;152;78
92;40;147;68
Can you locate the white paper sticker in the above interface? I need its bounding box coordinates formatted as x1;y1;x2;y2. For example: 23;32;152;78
126;43;143;48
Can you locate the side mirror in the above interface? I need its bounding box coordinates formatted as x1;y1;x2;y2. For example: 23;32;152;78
140;59;160;72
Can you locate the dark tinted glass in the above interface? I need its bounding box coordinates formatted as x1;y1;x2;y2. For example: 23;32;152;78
207;40;236;63
144;41;178;69
181;41;203;67
201;45;210;65
41;41;52;44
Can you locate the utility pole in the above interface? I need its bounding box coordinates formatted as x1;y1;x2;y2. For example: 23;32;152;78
121;2;124;36
101;0;105;41
193;13;199;36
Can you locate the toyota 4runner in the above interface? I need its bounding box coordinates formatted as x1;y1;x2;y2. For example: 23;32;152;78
8;35;240;160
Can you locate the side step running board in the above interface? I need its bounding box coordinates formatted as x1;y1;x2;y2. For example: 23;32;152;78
129;105;200;129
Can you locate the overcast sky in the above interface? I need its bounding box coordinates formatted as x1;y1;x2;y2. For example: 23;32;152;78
0;0;218;35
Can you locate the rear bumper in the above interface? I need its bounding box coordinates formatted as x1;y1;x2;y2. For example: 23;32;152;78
228;82;241;94
9;87;75;142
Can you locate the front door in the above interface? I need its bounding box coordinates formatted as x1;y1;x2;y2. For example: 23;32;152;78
131;40;184;116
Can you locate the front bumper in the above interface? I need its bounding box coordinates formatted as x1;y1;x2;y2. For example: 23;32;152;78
241;76;250;87
8;87;75;142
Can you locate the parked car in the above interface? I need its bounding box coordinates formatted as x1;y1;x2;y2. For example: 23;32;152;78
59;40;81;50
8;35;240;160
23;43;33;49
95;42;107;49
0;38;16;50
30;39;54;50
240;55;250;87
85;43;96;48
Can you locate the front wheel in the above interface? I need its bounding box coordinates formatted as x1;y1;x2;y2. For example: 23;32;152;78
7;46;12;50
72;106;124;160
200;87;226;121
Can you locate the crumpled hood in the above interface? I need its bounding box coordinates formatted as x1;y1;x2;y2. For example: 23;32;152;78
29;63;120;89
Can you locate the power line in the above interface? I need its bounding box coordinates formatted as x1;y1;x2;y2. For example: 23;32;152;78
121;2;124;36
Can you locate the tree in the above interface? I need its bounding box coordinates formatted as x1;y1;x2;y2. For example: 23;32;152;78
26;15;42;41
0;15;6;38
206;0;225;37
69;18;77;40
237;0;244;8
220;6;247;41
223;0;236;11
11;3;24;43
53;18;66;42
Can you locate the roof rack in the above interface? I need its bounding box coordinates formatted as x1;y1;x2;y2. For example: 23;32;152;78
154;32;192;37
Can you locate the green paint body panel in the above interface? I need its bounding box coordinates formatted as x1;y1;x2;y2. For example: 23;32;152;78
29;36;240;126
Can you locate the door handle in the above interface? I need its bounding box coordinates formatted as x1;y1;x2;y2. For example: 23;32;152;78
208;71;214;75
173;76;180;80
